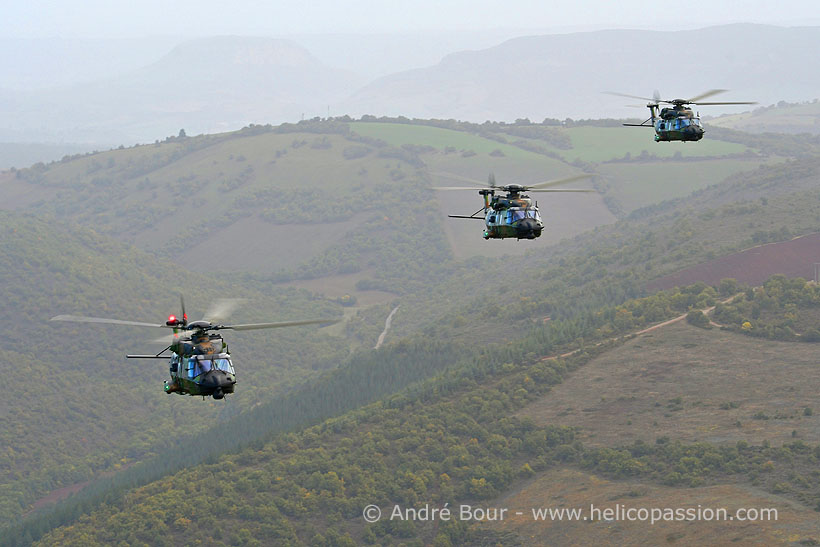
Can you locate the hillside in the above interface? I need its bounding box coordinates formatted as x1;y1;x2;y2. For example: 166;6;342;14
2;116;796;304
4;119;820;544
0;211;350;524
649;232;820;291
519;320;820;447
0;142;97;171
23;283;820;546
710;100;820;135
3;116;816;344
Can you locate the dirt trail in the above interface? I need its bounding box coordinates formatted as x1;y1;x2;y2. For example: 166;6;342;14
374;306;400;349
542;296;737;362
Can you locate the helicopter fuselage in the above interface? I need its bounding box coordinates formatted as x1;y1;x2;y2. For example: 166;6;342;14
483;194;543;240
653;107;704;142
165;349;237;399
160;333;236;399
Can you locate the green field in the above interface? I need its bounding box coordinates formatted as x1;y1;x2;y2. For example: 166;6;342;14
599;157;778;213
350;121;546;160
561;126;750;163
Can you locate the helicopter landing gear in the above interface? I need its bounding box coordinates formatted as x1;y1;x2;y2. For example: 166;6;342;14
213;387;225;400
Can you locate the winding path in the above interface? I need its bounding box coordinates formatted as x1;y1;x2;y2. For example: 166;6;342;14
374;306;400;349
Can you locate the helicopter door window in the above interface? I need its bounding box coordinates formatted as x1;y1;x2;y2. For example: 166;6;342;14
488;214;496;223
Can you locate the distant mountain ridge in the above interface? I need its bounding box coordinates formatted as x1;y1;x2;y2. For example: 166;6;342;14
1;25;819;146
339;24;820;122
0;36;364;144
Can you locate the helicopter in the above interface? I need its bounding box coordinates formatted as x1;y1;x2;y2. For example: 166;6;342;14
606;89;756;142
434;172;594;240
51;298;339;400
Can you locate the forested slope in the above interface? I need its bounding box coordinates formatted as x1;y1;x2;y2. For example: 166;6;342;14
22;282;820;546
0;211;346;523
3;118;820;544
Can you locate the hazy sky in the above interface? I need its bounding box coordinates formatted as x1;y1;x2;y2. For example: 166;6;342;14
3;0;819;38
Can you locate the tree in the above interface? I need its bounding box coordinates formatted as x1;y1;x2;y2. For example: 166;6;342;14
686;310;711;329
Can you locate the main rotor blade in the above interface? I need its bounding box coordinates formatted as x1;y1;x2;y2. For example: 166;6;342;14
51;315;165;328
603;91;657;102
153;333;189;344
527;173;594;189
686;89;727;103
431;171;487;187
432;186;484;191
692;101;757;105
223;318;341;331
528;189;596;193
203;298;244;323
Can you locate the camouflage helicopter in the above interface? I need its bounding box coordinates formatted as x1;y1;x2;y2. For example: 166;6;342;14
51;298;338;400
607;89;756;142
434;172;594;240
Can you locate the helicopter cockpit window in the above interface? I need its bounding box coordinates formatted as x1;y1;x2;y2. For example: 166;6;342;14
525;209;539;219
511;209;526;222
188;353;234;379
213;356;234;374
679;118;690;127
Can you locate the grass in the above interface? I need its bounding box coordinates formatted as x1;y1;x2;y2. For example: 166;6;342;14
350;122;546;160
518;321;820;447
599;158;779;213
490;468;817;546
562;126;750;163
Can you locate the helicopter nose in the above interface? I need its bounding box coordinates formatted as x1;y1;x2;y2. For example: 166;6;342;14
517;218;541;239
684;126;704;140
202;370;236;396
218;371;236;390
